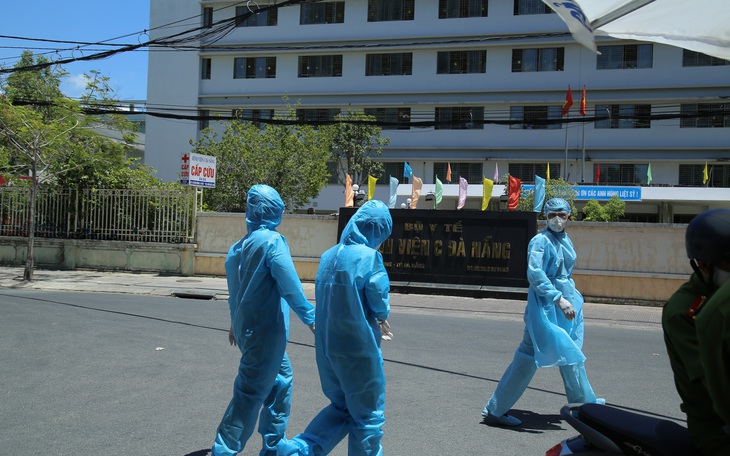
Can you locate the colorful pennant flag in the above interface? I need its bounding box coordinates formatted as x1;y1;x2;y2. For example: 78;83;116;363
546;163;551;182
507;175;521;211
388;176;398;208
446;163;452;183
493;162;499;182
457;177;468;210
703;162;709;184
595;164;601;184
435;176;443;209
646;164;652;186
404;162;412;181
410;176;422;209
368;175;377;200
579;85;587;116
561;86;573;116
344;174;354;207
533;175;546;213
482;178;494;211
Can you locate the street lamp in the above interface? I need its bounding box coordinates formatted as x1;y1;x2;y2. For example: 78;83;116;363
352;184;366;207
406;198;412;209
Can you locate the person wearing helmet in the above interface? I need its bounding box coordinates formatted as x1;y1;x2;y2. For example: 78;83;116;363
211;184;315;456
481;197;602;427
662;208;730;454
279;200;394;456
687;209;730;442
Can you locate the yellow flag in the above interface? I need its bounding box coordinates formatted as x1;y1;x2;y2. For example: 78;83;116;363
368;175;377;200
546;163;551;182
482;178;494;211
345;174;354;207
703;162;709;184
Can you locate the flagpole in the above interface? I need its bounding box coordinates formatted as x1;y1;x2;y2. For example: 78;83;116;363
564;116;569;180
581;121;586;182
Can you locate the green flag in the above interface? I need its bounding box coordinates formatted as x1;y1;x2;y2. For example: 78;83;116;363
647;163;652;185
435;176;443;209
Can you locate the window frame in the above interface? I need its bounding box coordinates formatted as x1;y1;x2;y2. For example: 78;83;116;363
433;162;483;184
365;53;413;76
298;55;344;78
512;47;564;72
437;50;487;74
513;0;553;15
438;0;488;19
507;163;558;183
596;44;653;70
235;5;278;27
680;103;730;128
367;0;415;22
435;106;484;130
509;105;562;130
594;104;652;129
233;57;277;79
682;49;729;67
201;58;212;80
300;2;345;24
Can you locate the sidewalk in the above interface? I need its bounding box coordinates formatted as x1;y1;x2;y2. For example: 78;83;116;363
0;266;663;328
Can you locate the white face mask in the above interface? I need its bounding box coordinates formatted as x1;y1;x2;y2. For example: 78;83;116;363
547;217;566;232
713;267;730;289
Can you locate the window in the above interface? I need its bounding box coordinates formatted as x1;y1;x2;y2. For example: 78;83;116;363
201;58;211;80
435;107;484;129
367;0;414;22
510;106;562;129
682;50;729;67
680;103;730;128
512;48;564;72
364;108;411;130
514;0;553;15
439;0;488;18
679;164;730;187
236;6;278;26
326;162;340;184
296;108;341;124
383;162;406;182
597;44;653;69
199;109;210;131
594;104;651;129
232;109;274;128
437;50;487;74
298;55;343;77
301;2;345;24
233;57;276;79
202;7;214;28
508;163;558;183
365;53;413;76
433;162;483;184
595;163;650;185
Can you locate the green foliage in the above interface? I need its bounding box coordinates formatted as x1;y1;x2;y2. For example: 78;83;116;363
329;111;390;186
0;51;160;190
190;107;332;212
582;195;625;221
515;178;578;217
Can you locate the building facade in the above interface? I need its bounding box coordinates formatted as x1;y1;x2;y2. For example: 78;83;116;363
146;0;730;221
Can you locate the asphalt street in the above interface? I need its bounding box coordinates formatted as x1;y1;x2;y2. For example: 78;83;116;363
0;278;680;456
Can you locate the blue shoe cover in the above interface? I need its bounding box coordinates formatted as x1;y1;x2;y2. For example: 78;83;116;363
482;411;522;426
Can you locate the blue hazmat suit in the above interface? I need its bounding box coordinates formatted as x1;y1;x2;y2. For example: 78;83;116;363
484;198;598;419
282;200;393;456
212;184;315;456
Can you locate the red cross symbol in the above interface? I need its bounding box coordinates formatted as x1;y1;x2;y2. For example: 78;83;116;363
182;154;189;163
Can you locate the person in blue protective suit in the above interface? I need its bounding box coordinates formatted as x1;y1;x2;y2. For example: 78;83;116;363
211;184;315;456
482;197;603;426
279;199;394;456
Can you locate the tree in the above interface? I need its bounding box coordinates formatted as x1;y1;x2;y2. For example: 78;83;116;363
1;51;164;281
330;111;390;186
190;108;332;212
582;195;625;221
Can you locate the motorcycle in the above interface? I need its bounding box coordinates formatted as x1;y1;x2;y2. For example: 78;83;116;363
546;403;701;456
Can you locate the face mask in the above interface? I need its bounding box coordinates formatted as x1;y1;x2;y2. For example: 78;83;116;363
713;267;730;289
547;217;566;232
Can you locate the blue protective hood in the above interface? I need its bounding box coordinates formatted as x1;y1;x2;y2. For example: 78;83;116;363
340;200;393;249
245;184;285;231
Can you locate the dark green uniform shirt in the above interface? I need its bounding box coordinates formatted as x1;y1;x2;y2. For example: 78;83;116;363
663;273;730;454
697;279;730;438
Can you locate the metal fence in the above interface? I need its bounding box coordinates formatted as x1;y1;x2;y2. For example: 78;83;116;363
0;187;200;243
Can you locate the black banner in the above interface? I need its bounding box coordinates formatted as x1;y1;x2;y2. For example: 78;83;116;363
337;208;537;288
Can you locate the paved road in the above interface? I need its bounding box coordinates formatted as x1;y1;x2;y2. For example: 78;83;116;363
0;284;680;456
